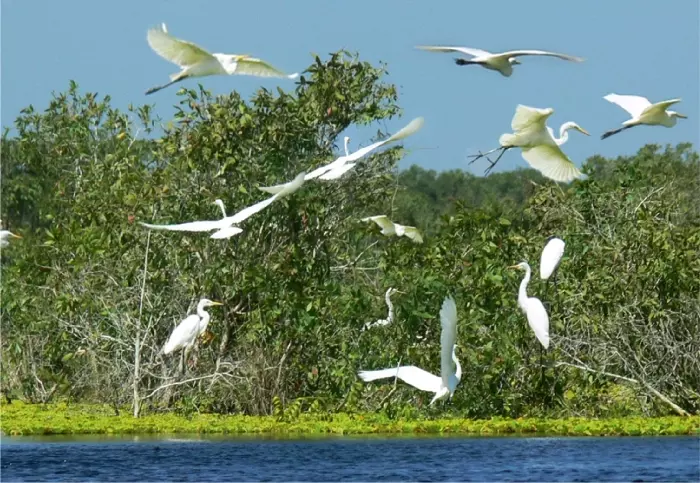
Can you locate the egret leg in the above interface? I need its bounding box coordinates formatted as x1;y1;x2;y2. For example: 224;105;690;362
554;272;560;312
467;146;503;166
483;147;510;175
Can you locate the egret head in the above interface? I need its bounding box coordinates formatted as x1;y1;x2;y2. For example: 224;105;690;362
388;288;405;296
669;111;687;120
507;262;529;271
562;122;590;136
200;299;223;308
508;58;522;65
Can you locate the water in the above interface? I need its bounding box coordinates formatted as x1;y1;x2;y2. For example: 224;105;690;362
2;434;698;481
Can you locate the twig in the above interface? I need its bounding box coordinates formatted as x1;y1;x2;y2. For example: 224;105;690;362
143;373;228;400
133;230;151;418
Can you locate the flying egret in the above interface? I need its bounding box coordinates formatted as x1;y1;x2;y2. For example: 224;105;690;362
508;262;550;352
468;105;589;183
415;45;584;77
145;23;298;95
162;299;223;368
362;215;423;244
601;94;687;139
358;296;461;405
0;222;22;248
540;236;565;308
363;288;405;331
258;117;424;193
140;172;305;238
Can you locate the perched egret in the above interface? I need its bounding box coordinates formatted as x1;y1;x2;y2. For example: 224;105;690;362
140;172;305;239
469;105;589;183
145;23;298;95
362;215;423;244
415;46;584;77
363;288;405;331
0;223;22;248
601;94;687;139
258;118;424;193
508;262;550;350
358;296;461;405
162;298;223;357
540;237;565;281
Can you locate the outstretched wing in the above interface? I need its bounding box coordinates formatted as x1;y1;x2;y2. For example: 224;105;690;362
501;50;584;62
234;57;299;79
400;225;424;244
139;219;224;233
603;93;652;119
520;144;583;183
147;24;214;67
346;117;425;163
358;366;442;393
362;215;396;235
210;226;244;239
416;45;492;58
511;105;554;132
233;172;305;223
439;296;458;389
643;98;682;117
319;163;356;180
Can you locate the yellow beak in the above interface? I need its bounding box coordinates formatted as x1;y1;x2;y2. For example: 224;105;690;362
676;113;688;119
11;233;22;239
507;264;520;270
210;301;223;306
578;127;590;136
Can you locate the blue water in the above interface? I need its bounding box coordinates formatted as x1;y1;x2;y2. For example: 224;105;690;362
1;434;698;481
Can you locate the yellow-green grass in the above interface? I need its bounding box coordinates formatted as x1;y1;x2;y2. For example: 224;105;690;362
2;402;698;437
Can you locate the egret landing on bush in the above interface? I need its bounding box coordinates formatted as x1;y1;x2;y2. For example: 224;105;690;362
469;105;589;182
601;94;687;140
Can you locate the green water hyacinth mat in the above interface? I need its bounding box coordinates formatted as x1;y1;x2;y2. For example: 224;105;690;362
2;403;698;436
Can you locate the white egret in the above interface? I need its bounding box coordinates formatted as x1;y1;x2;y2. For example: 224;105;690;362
415;45;584;77
540;237;565;281
140;172;305;239
601;94;687;139
162;299;223;363
358;296;461;405
258;118;424;193
145;23;298;95
363;288;405;331
469;105;589;183
362;215;423;244
0;222;22;248
508;262;550;350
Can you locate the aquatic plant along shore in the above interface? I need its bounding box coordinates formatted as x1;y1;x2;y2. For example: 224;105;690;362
2;403;698;436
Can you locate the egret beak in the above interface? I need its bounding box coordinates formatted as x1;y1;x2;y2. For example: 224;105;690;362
577;126;591;136
507;264;520;270
209;301;223;306
10;233;22;239
676;113;687;119
394;290;406;294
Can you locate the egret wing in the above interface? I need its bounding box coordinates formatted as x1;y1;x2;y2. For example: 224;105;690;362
520;144;583;183
139;219;225;232
235;57;299;79
502;50;584;62
147;24;214;67
401;225;424;244
162;314;200;354
259;170;308;194
319;163;356;180
210;226;244;239
362;215;396;235
511;105;554;132
416;45;492;58
540;237;565;279
439;296;458;388
345;117;424;162
642;98;682;117
603;94;651;119
358;366;442;393
228;196;279;224
526;298;550;349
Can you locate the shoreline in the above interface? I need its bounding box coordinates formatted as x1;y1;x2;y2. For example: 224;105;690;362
2;403;698;437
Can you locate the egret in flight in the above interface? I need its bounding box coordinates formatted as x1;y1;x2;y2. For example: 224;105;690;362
508;262;550;351
358;296;461;405
162;299;223;368
362;215;423;244
0;222;22;248
415;46;584;77
469;105;589;183
145;23;298;95
601;94;687;139
363;288;405;331
140;172;305;239
258;117;424;193
540;236;565;306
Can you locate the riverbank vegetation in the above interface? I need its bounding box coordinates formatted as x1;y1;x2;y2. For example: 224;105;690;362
2;403;698;436
2;52;699;422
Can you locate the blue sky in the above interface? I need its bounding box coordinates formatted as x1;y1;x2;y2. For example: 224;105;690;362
2;0;698;174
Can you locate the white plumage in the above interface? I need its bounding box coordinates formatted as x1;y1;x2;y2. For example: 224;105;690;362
601;94;687;139
162;298;223;355
509;262;550;349
540;237;565;280
362;215;423;244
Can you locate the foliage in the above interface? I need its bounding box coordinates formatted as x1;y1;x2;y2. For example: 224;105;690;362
2;402;698;436
1;51;699;421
